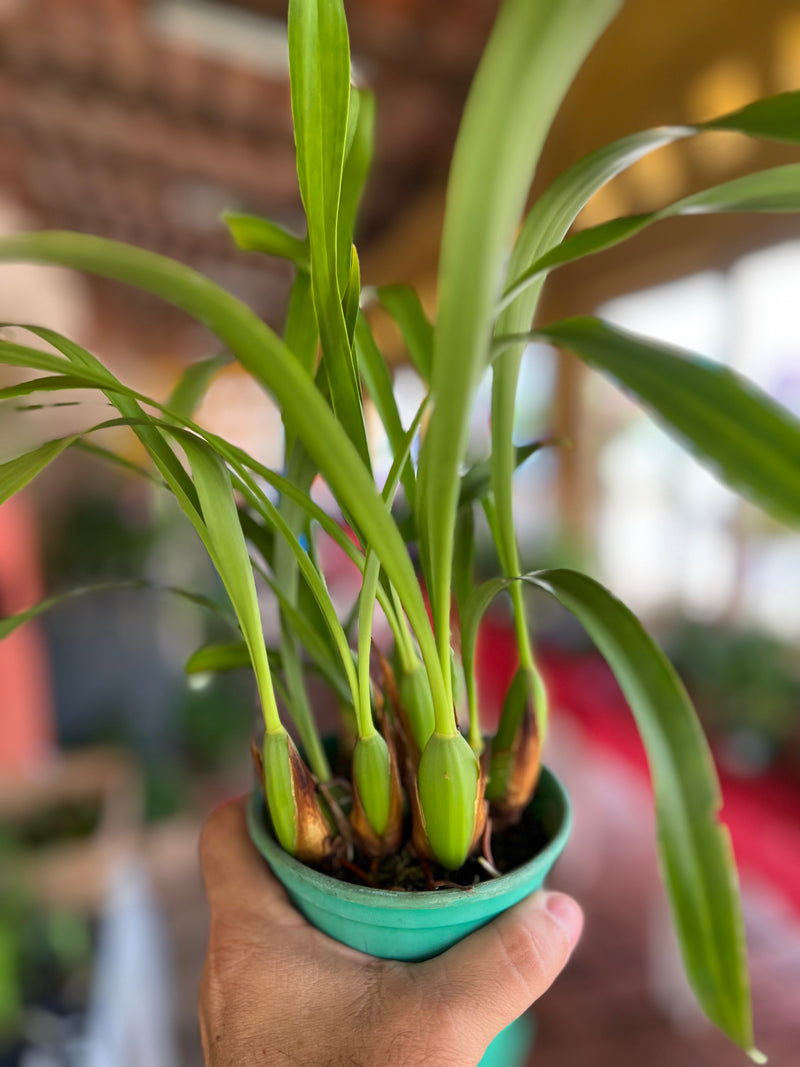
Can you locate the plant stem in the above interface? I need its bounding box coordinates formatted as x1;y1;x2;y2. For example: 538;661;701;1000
510;581;535;672
356;552;381;740
389;583;418;673
280;623;332;780
465;666;483;755
273;442;332;781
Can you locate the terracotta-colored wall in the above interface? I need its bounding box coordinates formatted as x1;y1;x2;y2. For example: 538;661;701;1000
0;495;54;773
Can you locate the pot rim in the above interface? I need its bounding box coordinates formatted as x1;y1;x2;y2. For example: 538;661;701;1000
247;764;571;911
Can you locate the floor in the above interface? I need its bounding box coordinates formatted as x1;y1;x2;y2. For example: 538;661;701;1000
531;874;799;1066
530;725;800;1066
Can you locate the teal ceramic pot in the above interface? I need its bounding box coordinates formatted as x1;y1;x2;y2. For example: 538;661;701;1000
247;766;571;1067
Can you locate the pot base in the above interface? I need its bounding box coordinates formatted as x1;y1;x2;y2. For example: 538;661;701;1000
247;766;571;1063
249;772;571;1062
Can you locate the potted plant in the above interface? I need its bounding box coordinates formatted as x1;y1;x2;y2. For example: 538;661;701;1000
2;0;800;1061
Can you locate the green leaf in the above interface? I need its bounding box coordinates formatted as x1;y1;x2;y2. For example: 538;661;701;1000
0;233;447;717
0;374;100;400
0;340;313;559
338;87;375;268
356;391;430;731
0;436;77;503
283;269;318;375
166;352;232;420
289;0;349;287
178;432;280;729
355;313;417;510
0;330;391;732
239;510;276;570
523;568;756;1055
452;505;475;621
185;641;253;674
490;90;800;648
491;132;682;630
224;212;309;270
376;285;433;383
416;0;621;695
74;440;163;486
282;272;319;453
342;244;361;346
184;638;351;708
504;164;800;304
0;362;343;582
0;580;235;641
502;90;800;320
702;89;800;143
253;554;352;707
288;0;370;468
0;335;198;521
522;316;800;526
459;439;563;509
0;336;112;383
14;326;206;533
452;505;478;749
673;163;800;213
382;392;429;508
227;459;361;714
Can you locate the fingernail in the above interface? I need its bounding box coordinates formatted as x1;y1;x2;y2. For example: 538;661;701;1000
542;891;583;948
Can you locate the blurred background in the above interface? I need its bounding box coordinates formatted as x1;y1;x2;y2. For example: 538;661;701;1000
1;0;799;1064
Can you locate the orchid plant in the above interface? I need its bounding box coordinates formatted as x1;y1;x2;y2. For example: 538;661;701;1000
2;0;800;1058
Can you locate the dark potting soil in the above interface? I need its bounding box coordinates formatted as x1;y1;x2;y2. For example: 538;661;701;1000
314;801;551;892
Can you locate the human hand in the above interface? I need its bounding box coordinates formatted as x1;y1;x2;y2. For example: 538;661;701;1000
199;798;582;1067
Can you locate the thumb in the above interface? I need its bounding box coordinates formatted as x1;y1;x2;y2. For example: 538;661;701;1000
419;890;583;1048
199;797;300;925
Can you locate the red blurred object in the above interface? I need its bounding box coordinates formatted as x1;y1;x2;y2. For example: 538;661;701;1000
0;495;54;773
476;615;800;918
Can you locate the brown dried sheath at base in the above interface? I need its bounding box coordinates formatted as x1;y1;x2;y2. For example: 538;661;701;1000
487;701;542;829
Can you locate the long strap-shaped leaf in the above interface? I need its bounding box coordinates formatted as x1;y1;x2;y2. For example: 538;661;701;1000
289;0;349;290
166;352;233;420
338;87;375;271
1;435;78;502
0;233;447;716
226;457;362;715
356;393;431;731
499;317;800;525
224;213;310;270
376;285;433;383
167;432;282;732
506;90;800;302
0;345;398;756
503;163;800;304
288;0;370;468
462;568;759;1057
501;91;800;329
417;0;620;698
0;334;396;623
354;313;417;510
490;90;800;691
2;328;325;747
0;333;408;707
0;580;235;640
